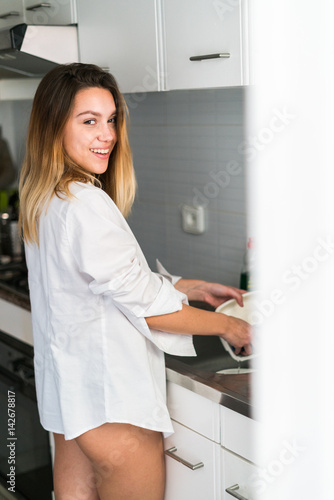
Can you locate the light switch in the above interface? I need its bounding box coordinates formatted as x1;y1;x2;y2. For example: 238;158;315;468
181;205;205;234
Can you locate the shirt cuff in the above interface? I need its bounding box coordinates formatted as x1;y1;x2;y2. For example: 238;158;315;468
124;276;196;356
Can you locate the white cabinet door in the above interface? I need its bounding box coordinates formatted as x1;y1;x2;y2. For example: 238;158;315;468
77;0;161;94
167;381;220;442
24;0;77;25
162;0;249;90
164;420;221;500
221;449;258;500
220;406;259;464
0;0;24;28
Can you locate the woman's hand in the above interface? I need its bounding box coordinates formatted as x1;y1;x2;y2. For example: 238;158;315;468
222;316;252;355
174;279;247;309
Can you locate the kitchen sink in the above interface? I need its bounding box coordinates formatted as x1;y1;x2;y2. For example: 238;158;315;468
165;334;252;374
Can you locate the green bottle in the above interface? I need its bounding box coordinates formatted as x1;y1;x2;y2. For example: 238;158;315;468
239;237;255;291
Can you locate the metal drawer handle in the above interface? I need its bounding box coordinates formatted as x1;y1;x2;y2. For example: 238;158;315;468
0;11;20;19
190;53;230;61
226;484;249;500
26;2;51;11
165;447;204;470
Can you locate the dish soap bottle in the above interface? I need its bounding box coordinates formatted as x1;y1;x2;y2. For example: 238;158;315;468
240;237;255;291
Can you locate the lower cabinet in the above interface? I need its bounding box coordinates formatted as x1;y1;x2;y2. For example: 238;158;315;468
165;380;260;500
164;420;221;500
222;449;258;500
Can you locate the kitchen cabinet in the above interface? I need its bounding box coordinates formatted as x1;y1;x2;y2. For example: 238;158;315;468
164;420;221;500
0;0;25;28
222;449;258;500
77;0;249;93
165;382;221;500
0;0;76;28
24;0;77;25
76;0;162;94
166;381;259;500
0;297;33;344
221;406;259;500
162;0;249;90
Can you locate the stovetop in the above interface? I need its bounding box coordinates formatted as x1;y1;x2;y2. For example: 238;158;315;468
0;260;29;298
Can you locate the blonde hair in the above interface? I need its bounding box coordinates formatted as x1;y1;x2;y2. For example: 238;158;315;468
19;63;136;244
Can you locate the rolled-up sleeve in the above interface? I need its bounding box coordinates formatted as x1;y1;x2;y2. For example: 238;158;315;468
65;188;195;356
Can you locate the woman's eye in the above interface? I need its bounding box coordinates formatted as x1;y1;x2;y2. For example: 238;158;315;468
84;119;96;125
109;116;117;124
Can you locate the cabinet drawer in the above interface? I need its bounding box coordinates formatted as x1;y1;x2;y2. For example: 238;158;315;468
0;298;33;345
0;0;24;28
164;420;220;500
222;449;258;500
167;381;220;442
221;406;258;464
24;0;77;25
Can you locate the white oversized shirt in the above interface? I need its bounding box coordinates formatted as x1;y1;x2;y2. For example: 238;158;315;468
25;182;195;440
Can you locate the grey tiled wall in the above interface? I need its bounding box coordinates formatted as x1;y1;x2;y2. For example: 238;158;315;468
0;86;248;287
125;87;248;286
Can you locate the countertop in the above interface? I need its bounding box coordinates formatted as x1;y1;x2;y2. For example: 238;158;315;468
0;282;253;419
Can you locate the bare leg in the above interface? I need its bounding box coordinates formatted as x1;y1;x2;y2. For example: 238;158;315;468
75;423;165;500
53;432;100;500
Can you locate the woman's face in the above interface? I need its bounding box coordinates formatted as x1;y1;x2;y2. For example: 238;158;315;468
63;87;117;175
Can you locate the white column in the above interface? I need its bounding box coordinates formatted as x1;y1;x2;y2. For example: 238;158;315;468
248;2;334;499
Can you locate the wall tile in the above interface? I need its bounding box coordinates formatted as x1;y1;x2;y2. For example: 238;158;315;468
126;87;248;287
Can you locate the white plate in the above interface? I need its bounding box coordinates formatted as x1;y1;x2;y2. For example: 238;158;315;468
216;368;255;375
215;291;260;362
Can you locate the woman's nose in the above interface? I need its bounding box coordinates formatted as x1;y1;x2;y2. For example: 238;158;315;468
98;123;116;142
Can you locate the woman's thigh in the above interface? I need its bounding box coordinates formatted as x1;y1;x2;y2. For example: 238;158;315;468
53;432;100;500
75;423;165;500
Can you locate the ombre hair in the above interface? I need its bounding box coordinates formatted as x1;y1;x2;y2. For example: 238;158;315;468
19;63;136;244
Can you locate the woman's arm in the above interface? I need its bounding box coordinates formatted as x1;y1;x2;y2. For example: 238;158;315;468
145;303;252;355
174;278;247;308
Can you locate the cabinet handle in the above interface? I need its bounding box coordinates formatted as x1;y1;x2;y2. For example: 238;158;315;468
189;53;230;61
26;2;51;11
226;484;249;500
165;447;204;470
0;11;20;19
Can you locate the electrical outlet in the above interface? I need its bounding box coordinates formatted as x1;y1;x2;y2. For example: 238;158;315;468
181;205;205;234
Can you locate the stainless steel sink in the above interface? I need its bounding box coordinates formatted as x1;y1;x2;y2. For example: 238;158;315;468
165;334;252;373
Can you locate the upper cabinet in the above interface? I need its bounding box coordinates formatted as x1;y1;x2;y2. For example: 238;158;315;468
77;0;162;94
24;0;77;25
0;1;25;28
162;0;249;90
77;0;249;93
0;0;76;29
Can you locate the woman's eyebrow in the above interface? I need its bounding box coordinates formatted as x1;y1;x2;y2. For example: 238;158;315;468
75;110;117;118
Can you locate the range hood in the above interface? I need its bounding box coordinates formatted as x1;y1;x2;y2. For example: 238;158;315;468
0;24;78;79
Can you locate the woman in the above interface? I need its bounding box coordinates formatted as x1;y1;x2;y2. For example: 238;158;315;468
19;63;251;500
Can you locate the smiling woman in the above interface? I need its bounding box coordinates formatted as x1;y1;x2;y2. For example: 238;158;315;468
18;63;251;500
